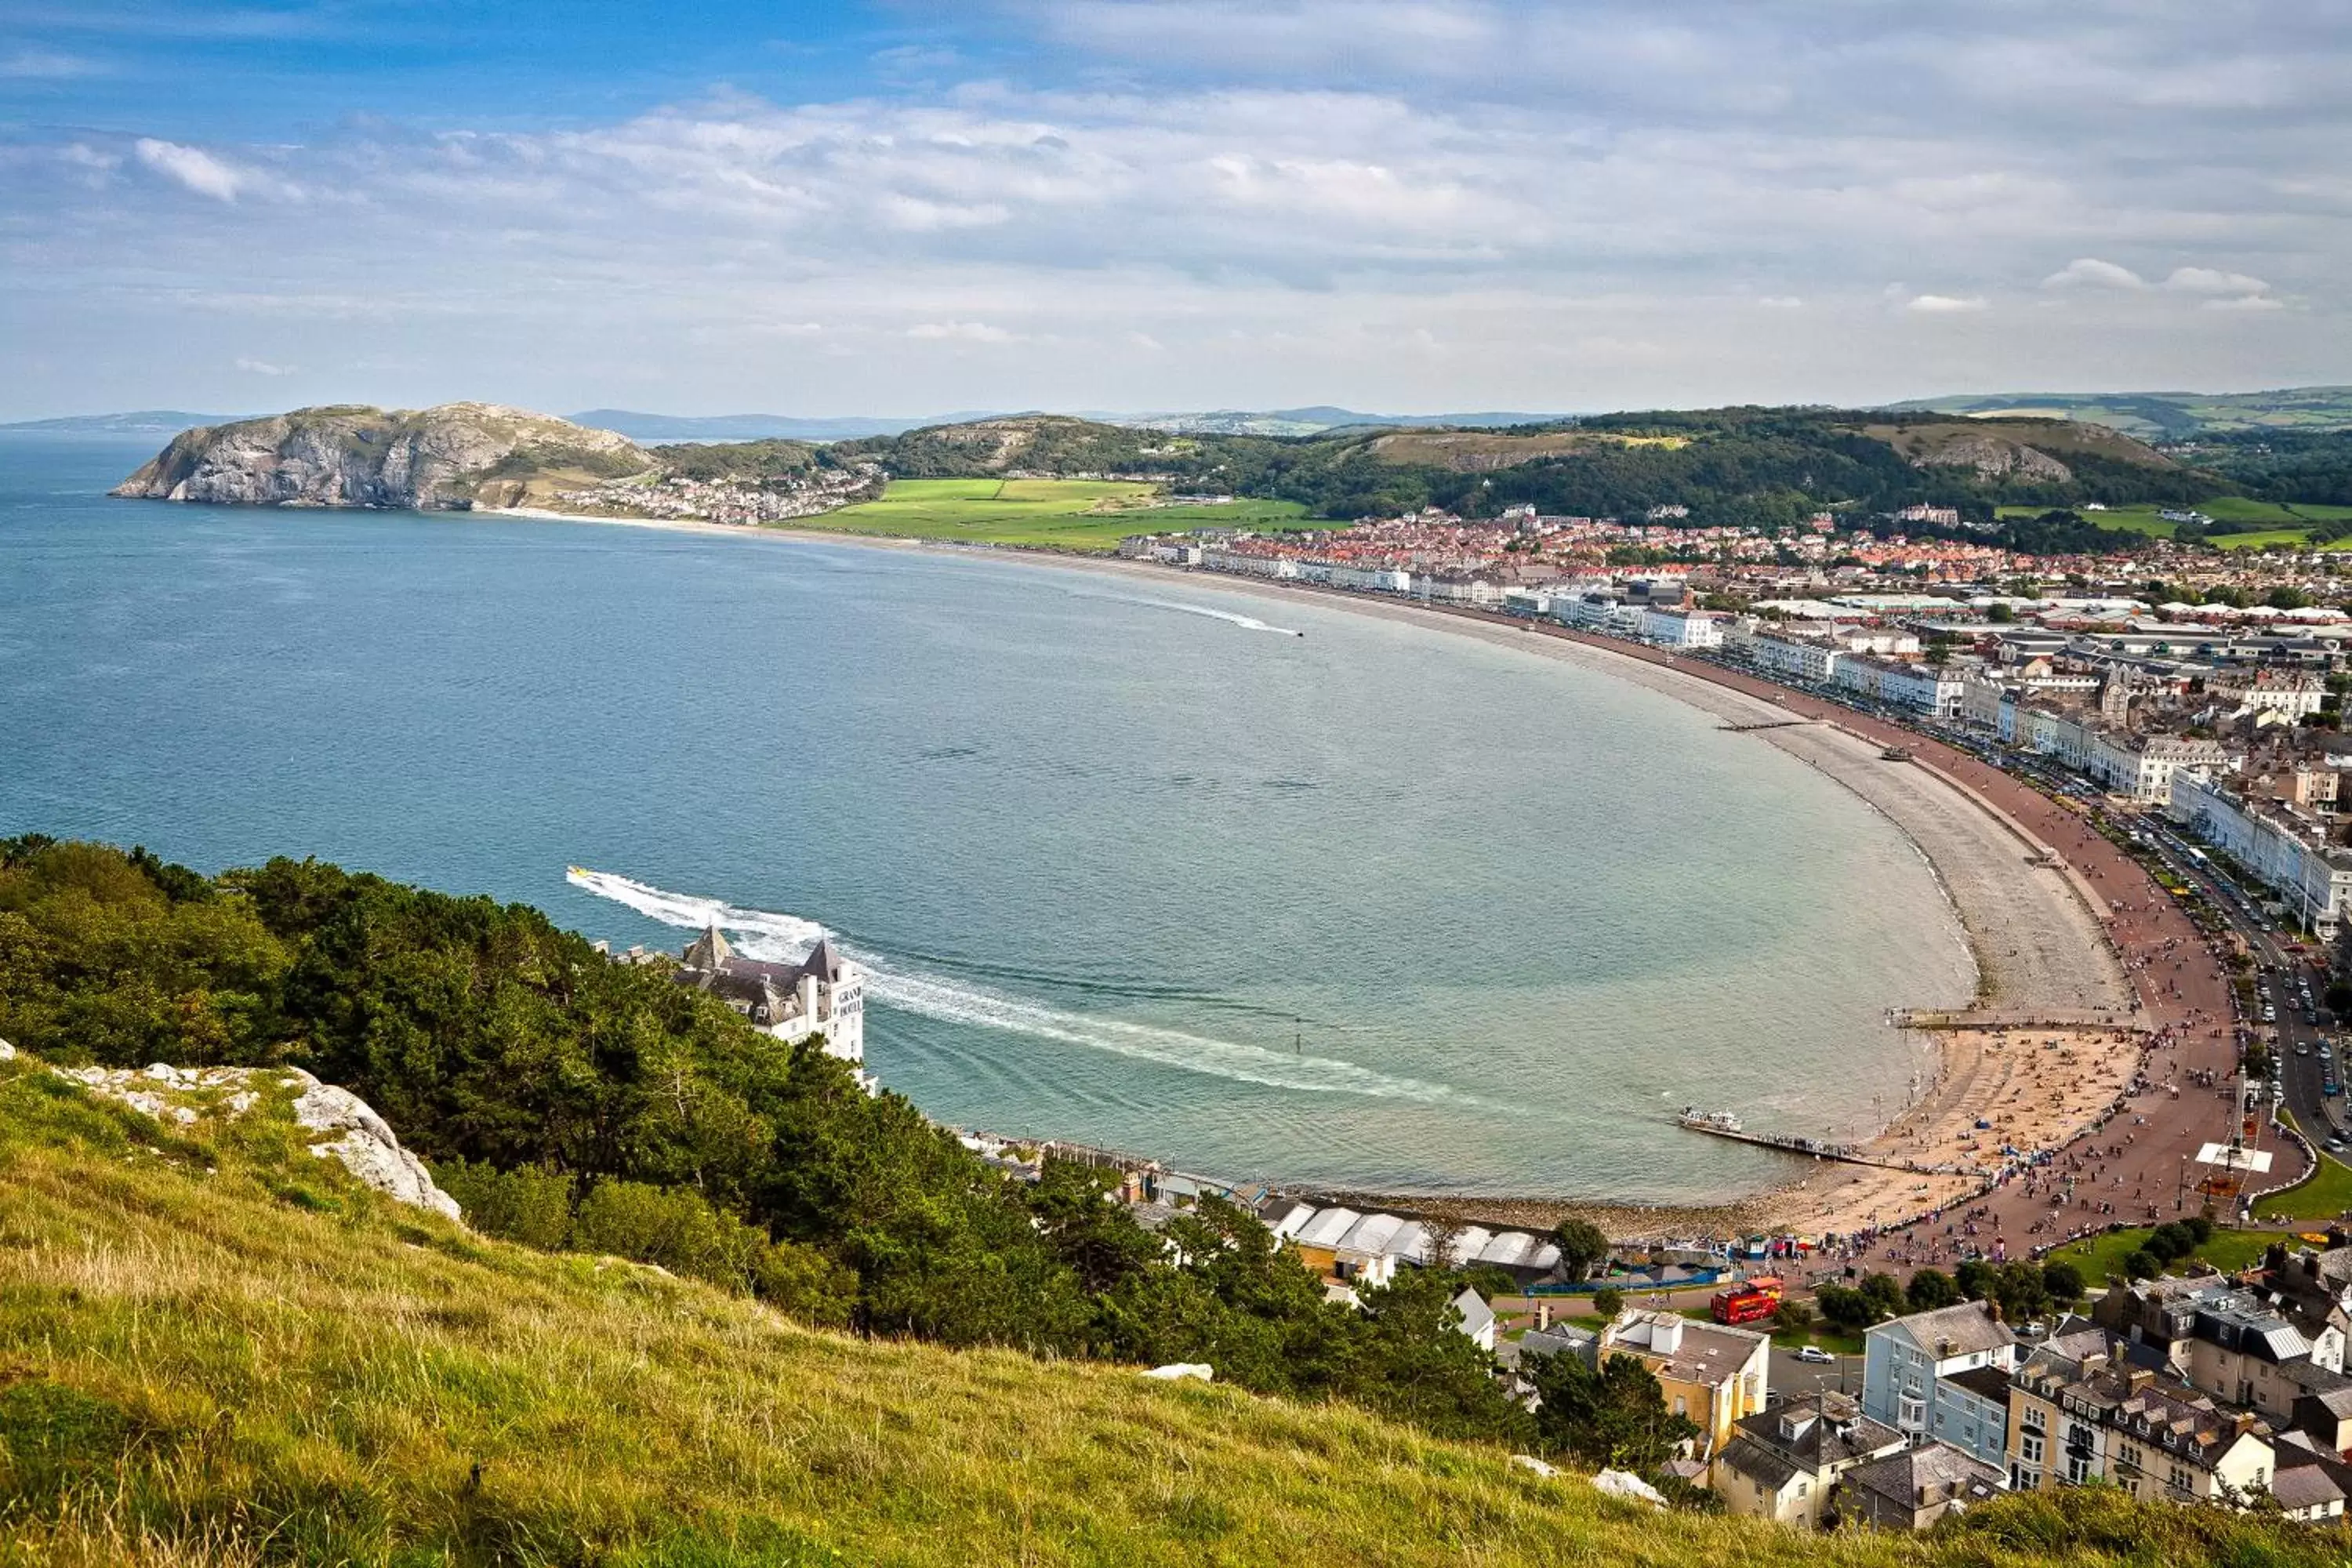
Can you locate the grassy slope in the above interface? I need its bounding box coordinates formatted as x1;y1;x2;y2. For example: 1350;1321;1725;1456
804;478;1315;552
15;1058;2350;1566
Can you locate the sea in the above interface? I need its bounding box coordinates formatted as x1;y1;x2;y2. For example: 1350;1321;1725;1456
0;434;1975;1203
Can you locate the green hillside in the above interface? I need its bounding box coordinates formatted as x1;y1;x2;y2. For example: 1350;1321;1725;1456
809;477;1314;550
9;1045;2352;1567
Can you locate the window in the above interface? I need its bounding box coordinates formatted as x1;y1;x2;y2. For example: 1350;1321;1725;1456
2020;1431;2045;1465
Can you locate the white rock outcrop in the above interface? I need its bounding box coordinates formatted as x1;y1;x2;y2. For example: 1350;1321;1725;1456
285;1070;462;1221
49;1059;461;1221
1592;1469;1668;1508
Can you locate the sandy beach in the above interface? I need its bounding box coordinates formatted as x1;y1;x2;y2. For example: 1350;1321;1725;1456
483;506;2172;1240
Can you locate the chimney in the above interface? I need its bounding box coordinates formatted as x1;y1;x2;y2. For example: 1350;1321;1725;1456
1984;1298;2003;1325
2129;1368;2155;1391
2236;1411;2259;1436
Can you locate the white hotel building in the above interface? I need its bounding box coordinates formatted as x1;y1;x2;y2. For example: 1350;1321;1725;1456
2169;772;2352;936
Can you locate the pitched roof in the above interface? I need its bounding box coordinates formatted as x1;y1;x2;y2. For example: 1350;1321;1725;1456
1842;1443;2004;1515
1718;1436;1801;1493
1880;1301;2013;1358
2270;1465;2346;1514
803;937;847;984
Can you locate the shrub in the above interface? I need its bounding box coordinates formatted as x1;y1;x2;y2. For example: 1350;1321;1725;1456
432;1157;574;1249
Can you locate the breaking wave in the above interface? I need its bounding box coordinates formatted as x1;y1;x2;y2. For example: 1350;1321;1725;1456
1069;590;1305;637
567;867;1478;1104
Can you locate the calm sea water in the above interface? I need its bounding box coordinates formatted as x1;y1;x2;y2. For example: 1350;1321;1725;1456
0;434;1973;1201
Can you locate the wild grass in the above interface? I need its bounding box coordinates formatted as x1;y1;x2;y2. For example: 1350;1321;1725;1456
7;1054;2352;1565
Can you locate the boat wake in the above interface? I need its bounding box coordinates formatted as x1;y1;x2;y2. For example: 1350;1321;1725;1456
567;868;1477;1104
1071;590;1305;637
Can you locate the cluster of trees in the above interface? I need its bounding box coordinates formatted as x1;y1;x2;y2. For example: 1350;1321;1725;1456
2188;430;2352;509
1813;1257;2086;1333
0;837;1547;1446
2122;1218;2217;1283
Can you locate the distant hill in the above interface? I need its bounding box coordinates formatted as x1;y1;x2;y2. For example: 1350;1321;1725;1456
1886;386;2352;438
566;407;1566;441
112;403;655;510
568;408;997;441
0;409;249;436
1119;406;1567;436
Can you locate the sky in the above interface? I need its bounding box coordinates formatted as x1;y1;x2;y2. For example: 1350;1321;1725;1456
3;0;2350;420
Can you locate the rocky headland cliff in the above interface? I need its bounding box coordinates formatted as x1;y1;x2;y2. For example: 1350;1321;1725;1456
111;402;655;510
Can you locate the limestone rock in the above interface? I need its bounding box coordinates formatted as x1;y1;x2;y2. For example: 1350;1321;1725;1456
1592;1469;1668;1508
1509;1454;1559;1479
48;1058;461;1221
285;1069;463;1221
111;403;652;511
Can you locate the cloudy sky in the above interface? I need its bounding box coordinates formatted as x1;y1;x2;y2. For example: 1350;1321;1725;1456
4;0;2349;419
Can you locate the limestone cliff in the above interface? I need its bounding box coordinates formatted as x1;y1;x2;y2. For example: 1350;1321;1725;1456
111;402;655;510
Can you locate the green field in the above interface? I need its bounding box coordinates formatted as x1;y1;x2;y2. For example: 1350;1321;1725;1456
2256;1141;2352;1222
2046;1225;2298;1285
802;477;1316;551
2006;499;2352;550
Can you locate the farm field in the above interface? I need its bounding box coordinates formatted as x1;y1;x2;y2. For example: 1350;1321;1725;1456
800;477;1316;551
2006;499;2352;550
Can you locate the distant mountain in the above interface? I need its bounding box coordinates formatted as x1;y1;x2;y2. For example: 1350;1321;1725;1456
568;409;998;441
1885;386;2352;439
1117;406;1568;436
568;406;1569;441
0;410;248;436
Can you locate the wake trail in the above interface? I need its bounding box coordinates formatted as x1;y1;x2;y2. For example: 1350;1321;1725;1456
1068;589;1305;638
568;868;1479;1105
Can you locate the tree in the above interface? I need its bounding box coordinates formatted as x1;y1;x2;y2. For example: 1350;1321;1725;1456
1530;1351;1698;1470
1591;1287;1626;1320
1552;1218;1613;1283
1857;1272;1907;1322
1906;1268;1961;1311
1773;1298;1815;1333
2267;586;2314;612
1992;1261;2053;1325
1955;1258;1996;1301
2146;1222;2195;1264
2124;1250;2162;1282
1987;602;2016;624
2042;1260;2085;1306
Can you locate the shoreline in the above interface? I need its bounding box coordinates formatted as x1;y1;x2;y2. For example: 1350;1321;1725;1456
503;506;2166;1239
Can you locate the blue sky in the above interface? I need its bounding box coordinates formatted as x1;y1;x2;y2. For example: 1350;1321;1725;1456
4;1;2349;419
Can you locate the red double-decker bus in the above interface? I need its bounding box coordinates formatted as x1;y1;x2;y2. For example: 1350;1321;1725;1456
1710;1276;1784;1326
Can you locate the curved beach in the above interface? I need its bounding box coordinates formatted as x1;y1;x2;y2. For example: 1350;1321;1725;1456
494;507;2267;1244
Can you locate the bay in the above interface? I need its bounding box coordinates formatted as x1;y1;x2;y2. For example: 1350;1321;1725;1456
0;434;1973;1202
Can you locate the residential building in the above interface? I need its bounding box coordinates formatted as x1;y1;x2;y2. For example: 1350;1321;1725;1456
2169;771;2352;935
2211;668;2328;721
1639;606;1724;650
1452;1286;1497;1352
1711;1392;1905;1528
1860;1301;2018;1460
1602;1310;1770;1458
2007;1338;2276;1505
1838;1443;2005;1530
2095;1276;2343;1421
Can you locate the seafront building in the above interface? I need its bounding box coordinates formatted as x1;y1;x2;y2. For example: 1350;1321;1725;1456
674;926;873;1092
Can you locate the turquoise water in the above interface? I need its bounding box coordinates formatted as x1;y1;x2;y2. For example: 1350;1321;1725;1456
0;436;1973;1201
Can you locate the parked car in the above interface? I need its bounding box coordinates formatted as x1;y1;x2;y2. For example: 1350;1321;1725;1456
1794;1346;1835;1364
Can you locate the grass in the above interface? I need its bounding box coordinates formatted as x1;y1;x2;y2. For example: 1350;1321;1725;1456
2255;1142;2352;1222
800;478;1316;552
15;1056;2352;1564
2045;1226;2299;1285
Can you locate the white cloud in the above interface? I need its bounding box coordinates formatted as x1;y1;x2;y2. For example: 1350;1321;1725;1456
2042;257;2146;290
2;47;99;78
134;138;275;202
907;321;1018;343
234;356;296;376
2164;266;2270;296
1906;294;1987;314
2202;294;2285;312
1755;296;1803;309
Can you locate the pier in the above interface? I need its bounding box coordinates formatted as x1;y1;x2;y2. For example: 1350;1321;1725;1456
1675;1112;1964;1176
1716;718;1814;733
